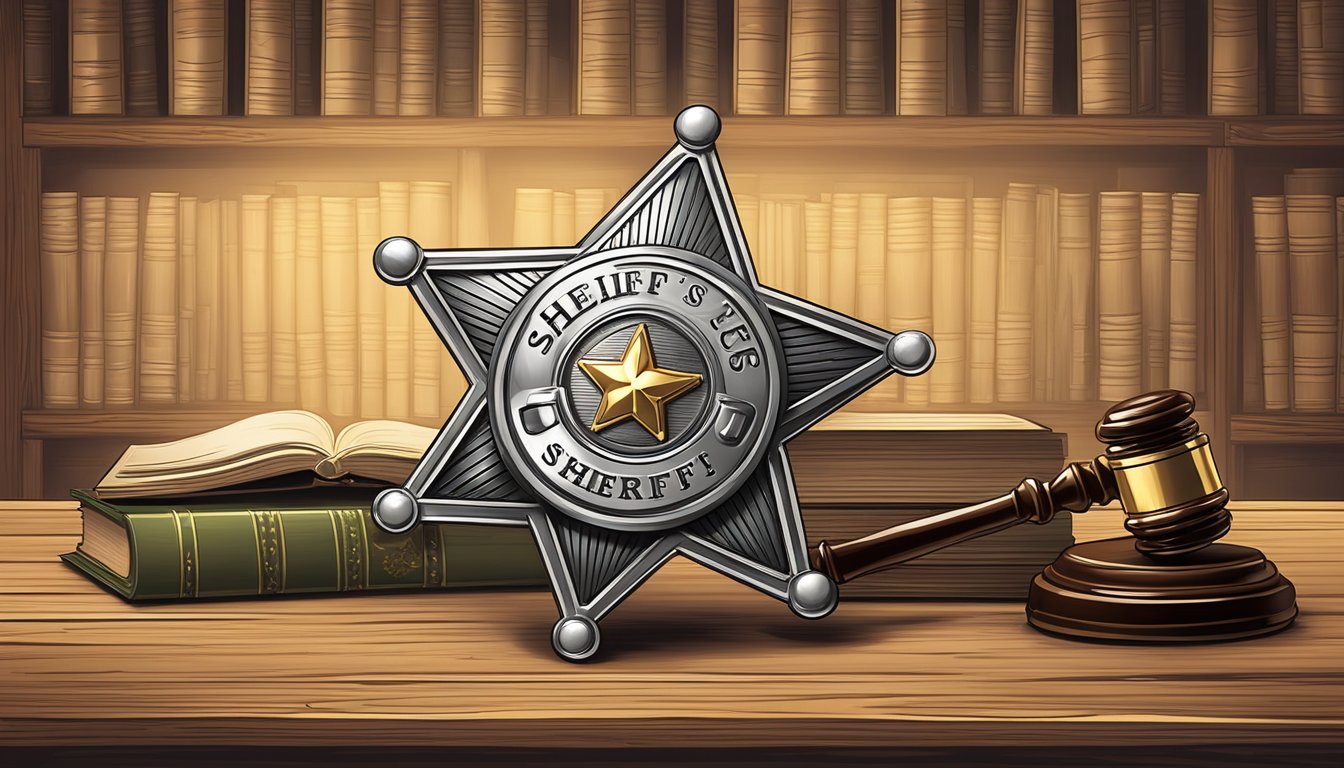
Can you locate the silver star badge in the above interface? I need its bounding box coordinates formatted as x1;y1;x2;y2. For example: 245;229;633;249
370;107;934;661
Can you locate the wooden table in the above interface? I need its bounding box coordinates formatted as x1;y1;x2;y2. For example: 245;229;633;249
2;500;1342;766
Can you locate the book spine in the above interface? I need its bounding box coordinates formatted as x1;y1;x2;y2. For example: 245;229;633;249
269;196;298;404
1077;0;1131;115
104;198;141;406
169;0;229;116
70;0;124;115
23;0;53;116
373;0;401;116
222;199;242;400
124;0;159;115
946;0;967;115
379;181;412;419
573;187;608;243
295;0;318;114
551;191;575;244
1133;0;1158;114
457;148;491;247
246;0;295;115
895;0;948;116
996;183;1035;402
841;0;883;114
856;192;887;337
177;197;197;403
525;0;550;115
41;192;80;409
683;0;721;109
1285;194;1338;411
1014;0;1053;116
1253;195;1291;411
296;196;326;412
193;199;221;401
930;197;966;404
1272;0;1297;114
1168;192;1200;394
787;0;841;116
514;188;554;246
827;192;857;316
239;194;272;403
1298;0;1344;115
321;196;359;417
1207;0;1261;116
1058;192;1094;401
802;198;830;304
1139;191;1172;391
759;197;778;286
140;192;179;404
1032;186;1056;400
978;0;1014;115
888;196;933;406
779;197;803;295
633;0;666;115
80;196;108;408
735;0;787;115
968;197;1001;403
480;0;526;116
1157;0;1187;114
409;181;452;418
397;0;438;116
577;0;633;115
355;196;386;418
1097;191;1143;401
439;0;476;116
323;0;375;115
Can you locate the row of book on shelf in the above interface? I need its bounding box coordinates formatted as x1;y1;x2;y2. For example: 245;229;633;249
39;171;1201;414
26;1;1344;119
1250;168;1344;414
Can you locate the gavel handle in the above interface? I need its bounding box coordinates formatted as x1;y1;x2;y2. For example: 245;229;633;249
811;457;1118;585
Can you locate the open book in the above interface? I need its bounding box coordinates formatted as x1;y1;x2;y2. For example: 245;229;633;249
95;411;439;500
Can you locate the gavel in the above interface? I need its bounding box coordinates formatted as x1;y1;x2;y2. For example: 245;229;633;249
809;390;1298;643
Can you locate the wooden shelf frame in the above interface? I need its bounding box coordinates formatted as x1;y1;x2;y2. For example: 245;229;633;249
1230;414;1344;444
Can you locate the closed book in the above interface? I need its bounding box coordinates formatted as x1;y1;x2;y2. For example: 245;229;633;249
355;196;386;419
735;0;787;115
1157;0;1187;114
408;181;452;419
1168;192;1200;394
438;0;476;116
105;198;140;406
1133;0;1158;114
1097;191;1143;401
1077;0;1131;114
887;196;932;407
70;0;124;115
551;191;575;244
1272;0;1297;114
379;182;412;419
246;0;295;115
1058;192;1094;401
80;197;108;407
23;0;53;116
894;0;948;115
633;0;667;115
827;192;858;316
856;192;887;336
841;0;883;114
373;0;400;115
787;0;841;115
169;0;228;116
295;0;318;114
1140;192;1171;391
194;199;222;401
177;197;197;403
997;183;1035;402
1284;167;1344;196
321;197;359;418
270;196;299;404
40;192;80;408
1207;0;1261;116
223;199;243;400
1033;186;1057;400
64;490;546;601
778;196;804;295
1014;0;1053;115
1285;194;1338;411
977;0;1014;115
758;197;779;286
322;0;375;115
947;0;967;114
968;197;1001;403
802;199;830;304
514;187;554;246
577;0;632;115
480;0;526;116
240;195;272;403
296;196;326;412
124;0;160;115
930;197;967;404
525;0;550;114
574;188;609;243
683;0;721;109
1253;195;1291;411
140;192;179;404
1299;0;1344;115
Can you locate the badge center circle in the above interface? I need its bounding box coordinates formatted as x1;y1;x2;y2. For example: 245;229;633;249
489;248;783;532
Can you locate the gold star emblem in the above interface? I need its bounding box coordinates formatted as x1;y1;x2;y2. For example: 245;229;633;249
577;324;703;441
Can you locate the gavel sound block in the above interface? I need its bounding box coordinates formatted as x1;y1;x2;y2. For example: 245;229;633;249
811;390;1298;643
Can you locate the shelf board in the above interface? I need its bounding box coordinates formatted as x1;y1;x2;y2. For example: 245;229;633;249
23;115;1229;150
1230;413;1344;444
1225;117;1344;147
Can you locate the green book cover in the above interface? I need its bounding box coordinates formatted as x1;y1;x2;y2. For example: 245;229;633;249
62;489;547;601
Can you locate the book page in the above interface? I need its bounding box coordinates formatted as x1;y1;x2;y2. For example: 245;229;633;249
330;419;438;483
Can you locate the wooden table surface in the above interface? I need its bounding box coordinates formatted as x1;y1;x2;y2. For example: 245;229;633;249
2;500;1342;762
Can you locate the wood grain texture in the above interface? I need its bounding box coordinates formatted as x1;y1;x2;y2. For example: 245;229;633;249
0;501;1341;750
23;116;1228;149
1226;118;1344;145
1231;414;1344;443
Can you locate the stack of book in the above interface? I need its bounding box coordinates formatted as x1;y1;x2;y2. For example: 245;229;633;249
1249;168;1344;414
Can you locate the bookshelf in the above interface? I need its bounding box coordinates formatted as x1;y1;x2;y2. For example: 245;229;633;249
3;2;1343;502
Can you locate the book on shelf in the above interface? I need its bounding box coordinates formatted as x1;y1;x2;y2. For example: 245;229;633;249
1059;192;1095;401
356;196;386;418
294;0;319;114
169;0;229;116
23;0;53;116
968;197;1001;403
246;0;295;116
1168;192;1199;394
734;0;787;115
270;196;299;403
372;0;400;116
222;199;244;401
525;0;551;115
1285;194;1339;412
322;0;374;116
683;0;722;110
632;0;667;115
140;192;180;404
296;195;326;412
1207;0;1260;116
69;0;123;115
438;0;476;116
976;0;1014;115
1298;0;1344;115
996;182;1035;403
40;192;80;408
479;0;526;116
894;0;958;116
178;197;198;403
105;197;140;406
1097;190;1142;401
576;0;634;115
80;196;108;408
1140;191;1171;391
1272;0;1298;114
786;0;841;116
1032;185;1057;401
1253;195;1292;412
125;0;159;115
195;199;222;401
842;0;883;115
379;181;413;419
1014;0;1052;116
322;196;359;417
887;196;932;407
930;197;967;405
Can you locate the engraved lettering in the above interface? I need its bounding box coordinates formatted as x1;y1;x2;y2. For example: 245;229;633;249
649;472;669;499
719;325;752;348
527;330;554;355
729;349;761;370
697;451;715;476
649;270;668;295
542;443;564;466
559;456;590;487
711;302;736;329
675;461;695;490
683;283;705;307
619;477;643;500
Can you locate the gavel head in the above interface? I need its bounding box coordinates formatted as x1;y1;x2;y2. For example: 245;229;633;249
1096;390;1232;557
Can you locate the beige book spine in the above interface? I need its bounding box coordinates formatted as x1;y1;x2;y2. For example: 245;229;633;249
409;181;452;419
295;0;317;114
193;199;220;401
1168;192;1200;394
1337;196;1344;411
996;183;1035;402
758;198;778;286
633;0;668;115
895;0;948;116
480;0;526;116
735;0;787;115
323;0;374;115
1077;0;1131;114
552;192;576;245
1285;194;1339;411
683;0;721;109
79;196;108;407
169;0;228;116
574;188;609;243
930;197;967;404
379;182;412;419
296;196;326;412
23;1;53;116
525;0;550;115
968;198;1001;404
40;192;80;408
125;0;159;115
398;0;438;116
1158;0;1187;114
856;192;887;330
222;199;243;400
1058;192;1094;401
70;0;123;115
269;196;298;404
841;0;883;114
1097;191;1143;401
104;198;141;406
356;197;386;419
828;192;858;316
787;0;841;115
1298;0;1344;115
320;197;359;417
1207;0;1261;116
239;195;271;403
978;0;1014;115
1272;0;1298;114
778;197;803;294
1252;195;1291;411
1033;186;1057;400
439;0;476;116
1140;192;1172;391
1014;0;1053;115
373;0;401;115
177;197;197;403
888;196;933;406
577;0;632;115
458;149;491;247
514;188;555;246
140;192;180;404
247;0;295;115
803;199;830;305
1133;0;1158;114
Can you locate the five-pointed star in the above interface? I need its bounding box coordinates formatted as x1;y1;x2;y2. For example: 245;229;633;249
577;323;702;441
